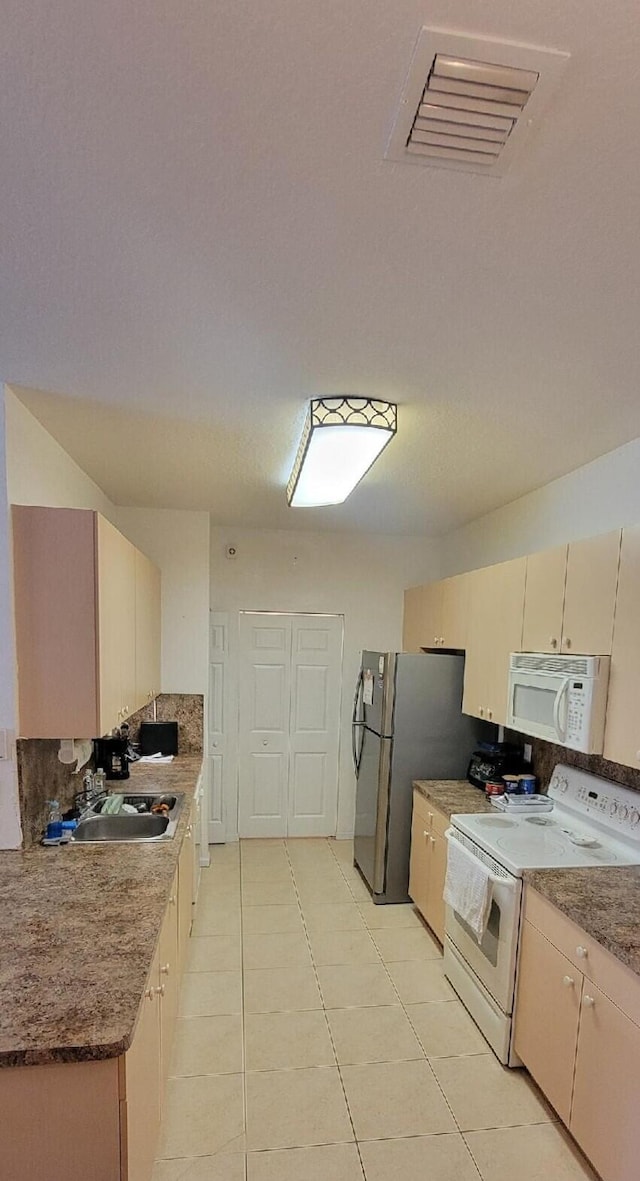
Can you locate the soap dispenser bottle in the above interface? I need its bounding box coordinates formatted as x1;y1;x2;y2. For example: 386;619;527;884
45;800;63;843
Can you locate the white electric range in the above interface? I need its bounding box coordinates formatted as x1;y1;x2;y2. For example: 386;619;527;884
443;764;640;1065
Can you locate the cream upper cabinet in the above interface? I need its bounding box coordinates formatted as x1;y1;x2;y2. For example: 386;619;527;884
521;532;621;656
522;546;567;653
135;549;162;708
463;559;526;725
561;531;621;655
12;506;161;739
603;526;640;767
439;573;469;649
402;581;443;651
97;516;137;733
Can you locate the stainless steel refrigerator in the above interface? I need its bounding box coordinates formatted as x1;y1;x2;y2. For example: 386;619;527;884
352;651;486;904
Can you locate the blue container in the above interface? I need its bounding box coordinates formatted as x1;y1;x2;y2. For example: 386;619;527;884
520;775;537;794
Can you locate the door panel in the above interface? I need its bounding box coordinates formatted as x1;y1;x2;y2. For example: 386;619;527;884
238;615;291;837
288;616;343;837
208;614;232;842
238;613;342;838
562;531;621;655
603;526;640;767
522;546;567;654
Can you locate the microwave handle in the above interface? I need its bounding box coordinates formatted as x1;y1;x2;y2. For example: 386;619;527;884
553;677;570;741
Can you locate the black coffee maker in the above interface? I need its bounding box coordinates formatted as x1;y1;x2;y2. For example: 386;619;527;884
94;736;130;780
467;741;529;790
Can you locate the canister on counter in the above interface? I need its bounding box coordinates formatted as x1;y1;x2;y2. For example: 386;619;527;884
502;775;521;793
519;774;537;794
485;781;504;796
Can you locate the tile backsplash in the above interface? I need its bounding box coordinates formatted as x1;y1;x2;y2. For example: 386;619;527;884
506;729;640;795
17;693;204;846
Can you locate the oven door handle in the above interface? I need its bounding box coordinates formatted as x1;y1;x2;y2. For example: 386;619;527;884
445;830;516;888
553;677;570;742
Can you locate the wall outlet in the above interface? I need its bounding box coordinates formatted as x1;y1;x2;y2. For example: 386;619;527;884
524;742;533;763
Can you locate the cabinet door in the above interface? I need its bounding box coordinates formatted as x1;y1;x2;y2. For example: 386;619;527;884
462;567;492;720
571;981;640;1181
424;827;447;944
485;557;527;726
440;573;469;649
158;870;179;1092
513;920;581;1124
135;549;162;711
123;950;161;1181
12;506;100;738
561;531;621;655
178;821;195;969
408;803;431;918
96;517;137;733
603;527;640;768
403;582;443;651
521;546;567;653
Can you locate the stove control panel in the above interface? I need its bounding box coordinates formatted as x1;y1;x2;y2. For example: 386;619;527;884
548;764;640;842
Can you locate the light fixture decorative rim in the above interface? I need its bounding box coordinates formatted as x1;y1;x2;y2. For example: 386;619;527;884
286;396;398;506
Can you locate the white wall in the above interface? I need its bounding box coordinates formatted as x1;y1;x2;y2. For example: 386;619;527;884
210;524;441;838
5;388;117;521
116;508;210;694
441;437;640;576
0;389;23;846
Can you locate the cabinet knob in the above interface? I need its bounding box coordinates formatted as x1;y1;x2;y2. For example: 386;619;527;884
186;824;193;837
550;637;558;649
169;895;176;906
430;835;436;844
479;707;484;717
576;945;588;958
155;984;165;997
583;994;595;1007
562;975;575;987
160;963;170;976
144;987;154;1001
423;830;429;839
433;636;438;644
487;709;493;720
439;637;444;646
565;638;572;650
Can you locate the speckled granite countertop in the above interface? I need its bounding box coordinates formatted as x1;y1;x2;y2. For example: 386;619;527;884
413;779;494;819
525;866;640;978
0;756;202;1068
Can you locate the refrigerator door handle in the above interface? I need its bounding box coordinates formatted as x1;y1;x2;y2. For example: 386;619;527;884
352;670;365;775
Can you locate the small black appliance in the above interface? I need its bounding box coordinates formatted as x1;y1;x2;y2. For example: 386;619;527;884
139;720;179;757
94;736;130;780
467;741;529;790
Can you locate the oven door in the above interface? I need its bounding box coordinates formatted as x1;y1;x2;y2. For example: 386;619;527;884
507;668;570;745
444;829;522;1014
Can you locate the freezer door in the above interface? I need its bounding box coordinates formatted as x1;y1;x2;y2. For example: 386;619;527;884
353;726;392;894
361;651;396;737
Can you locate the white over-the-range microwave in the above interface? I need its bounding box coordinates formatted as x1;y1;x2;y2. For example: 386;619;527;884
506;652;610;754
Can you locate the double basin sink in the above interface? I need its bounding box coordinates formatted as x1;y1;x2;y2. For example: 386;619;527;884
72;791;185;843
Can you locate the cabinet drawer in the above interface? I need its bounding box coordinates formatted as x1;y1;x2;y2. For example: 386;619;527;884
412;789;433;829
524;888;640;1025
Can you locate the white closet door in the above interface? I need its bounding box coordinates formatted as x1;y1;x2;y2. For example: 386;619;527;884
238;614;292;837
287;615;343;837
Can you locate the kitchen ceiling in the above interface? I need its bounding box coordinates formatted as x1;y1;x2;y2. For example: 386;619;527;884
2;1;640;536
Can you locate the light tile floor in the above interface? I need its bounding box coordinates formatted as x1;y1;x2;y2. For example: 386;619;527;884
153;838;596;1181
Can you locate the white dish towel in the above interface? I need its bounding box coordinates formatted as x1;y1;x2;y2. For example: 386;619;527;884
443;834;493;943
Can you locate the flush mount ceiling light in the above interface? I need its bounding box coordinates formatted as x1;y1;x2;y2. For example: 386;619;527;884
287;397;398;508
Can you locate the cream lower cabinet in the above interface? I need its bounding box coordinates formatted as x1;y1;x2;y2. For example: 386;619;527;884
408;790;448;943
514;889;640;1181
12;506;162;738
0;837;191;1181
178;820;195;968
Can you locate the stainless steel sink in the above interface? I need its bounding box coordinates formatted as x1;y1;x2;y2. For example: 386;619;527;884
71;791;184;843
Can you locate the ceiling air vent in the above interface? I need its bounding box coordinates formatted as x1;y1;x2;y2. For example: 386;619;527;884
386;29;569;177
